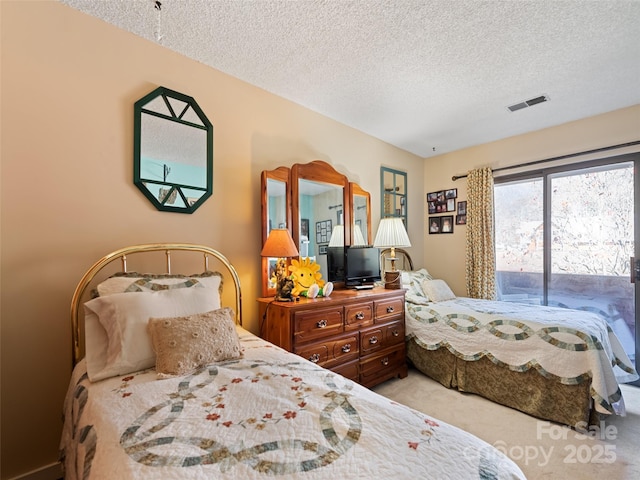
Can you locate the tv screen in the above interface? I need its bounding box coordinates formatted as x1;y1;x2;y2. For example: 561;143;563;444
345;246;381;286
327;246;345;282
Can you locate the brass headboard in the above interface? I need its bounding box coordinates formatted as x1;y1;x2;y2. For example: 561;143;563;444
380;247;414;277
70;243;242;366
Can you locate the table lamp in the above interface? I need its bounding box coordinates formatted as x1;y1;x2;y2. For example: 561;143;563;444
261;229;299;301
328;225;345;247
373;217;411;289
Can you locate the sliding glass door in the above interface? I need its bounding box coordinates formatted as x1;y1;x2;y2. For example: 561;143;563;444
495;154;638;378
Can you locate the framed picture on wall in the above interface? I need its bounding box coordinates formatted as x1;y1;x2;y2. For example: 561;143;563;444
441;215;454;233
301;218;309;238
429;216;441;234
456;214;467;225
316;220;332;243
457;201;467;215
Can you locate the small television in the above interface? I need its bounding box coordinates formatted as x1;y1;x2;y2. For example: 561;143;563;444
345;246;381;287
327;246;345;282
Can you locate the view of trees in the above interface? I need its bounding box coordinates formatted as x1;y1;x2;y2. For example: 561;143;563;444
495;164;634;277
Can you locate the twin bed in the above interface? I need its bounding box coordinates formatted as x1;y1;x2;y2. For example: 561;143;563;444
397;260;638;429
60;243;526;479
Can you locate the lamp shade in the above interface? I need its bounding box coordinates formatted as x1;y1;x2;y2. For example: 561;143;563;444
261;229;299;258
328;225;345;247
373;218;411;249
353;224;367;246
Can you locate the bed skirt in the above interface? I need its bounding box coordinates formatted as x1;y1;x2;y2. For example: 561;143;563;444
406;336;601;428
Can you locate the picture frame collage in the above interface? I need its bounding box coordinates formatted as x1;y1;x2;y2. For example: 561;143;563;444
427;188;466;234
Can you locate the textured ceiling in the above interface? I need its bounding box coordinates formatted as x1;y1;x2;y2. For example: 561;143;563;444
60;0;640;158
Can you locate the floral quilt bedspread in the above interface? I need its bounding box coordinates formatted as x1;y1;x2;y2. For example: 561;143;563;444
405;297;639;415
60;328;525;479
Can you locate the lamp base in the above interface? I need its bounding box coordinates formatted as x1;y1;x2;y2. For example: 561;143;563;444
383;270;402;289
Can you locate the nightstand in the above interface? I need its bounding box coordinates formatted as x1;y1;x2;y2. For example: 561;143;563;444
258;288;407;388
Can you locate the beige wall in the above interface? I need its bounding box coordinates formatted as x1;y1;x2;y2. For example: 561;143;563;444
423;104;640;295
0;2;424;477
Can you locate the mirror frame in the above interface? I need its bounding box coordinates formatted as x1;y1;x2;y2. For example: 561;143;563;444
349;182;372;245
260;166;291;297
291;161;350;251
134;86;213;214
260;161;370;295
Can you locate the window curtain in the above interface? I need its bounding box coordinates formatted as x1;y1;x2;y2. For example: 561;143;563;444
465;167;497;299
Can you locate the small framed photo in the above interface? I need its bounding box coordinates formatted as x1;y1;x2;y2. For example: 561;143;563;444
445;188;458;199
427;192;438;202
319;245;328;255
315;220;332;243
456;214;467;225
429;216;441;234
446;198;455;212
428;201;436;214
441;215;454;233
457;201;467;215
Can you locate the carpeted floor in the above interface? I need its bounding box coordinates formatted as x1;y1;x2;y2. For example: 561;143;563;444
372;368;640;479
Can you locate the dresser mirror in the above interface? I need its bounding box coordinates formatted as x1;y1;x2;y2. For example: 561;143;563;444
261;161;370;294
350;182;371;245
291;161;349;285
261;167;291;296
134;86;213;213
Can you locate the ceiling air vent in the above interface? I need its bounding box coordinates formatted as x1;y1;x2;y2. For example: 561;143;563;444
507;94;550;112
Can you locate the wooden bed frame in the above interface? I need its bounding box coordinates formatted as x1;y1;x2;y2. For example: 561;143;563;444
70;243;242;366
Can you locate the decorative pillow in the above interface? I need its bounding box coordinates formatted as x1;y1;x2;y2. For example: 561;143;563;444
401;268;433;299
421;279;456;302
148;307;242;377
96;271;223;297
84;287;221;382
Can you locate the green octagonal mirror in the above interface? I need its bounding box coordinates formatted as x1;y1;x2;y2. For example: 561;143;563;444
134;86;213;213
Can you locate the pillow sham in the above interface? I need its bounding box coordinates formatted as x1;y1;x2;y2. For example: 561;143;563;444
96;271;223;297
421;279;456;302
84;287;221;382
401;268;433;299
148;307;242;377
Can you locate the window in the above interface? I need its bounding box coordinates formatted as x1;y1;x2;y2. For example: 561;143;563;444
495;156;637;365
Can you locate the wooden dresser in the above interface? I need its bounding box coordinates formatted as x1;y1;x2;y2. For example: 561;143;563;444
258;288;407;388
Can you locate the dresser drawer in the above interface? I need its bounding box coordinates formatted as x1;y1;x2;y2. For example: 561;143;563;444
360;327;383;355
344;301;374;330
374;297;404;323
295;334;359;368
331;359;359;382
294;307;343;343
359;345;406;387
383;319;405;345
295;343;329;365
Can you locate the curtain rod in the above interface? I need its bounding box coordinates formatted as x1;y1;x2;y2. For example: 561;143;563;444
451;141;640;181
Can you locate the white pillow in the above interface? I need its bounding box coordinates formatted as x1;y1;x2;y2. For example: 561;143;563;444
84;287;221;381
401;268;433;299
421;279;456;302
96;271;222;297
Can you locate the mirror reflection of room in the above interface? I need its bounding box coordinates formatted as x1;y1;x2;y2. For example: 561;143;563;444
298;178;344;281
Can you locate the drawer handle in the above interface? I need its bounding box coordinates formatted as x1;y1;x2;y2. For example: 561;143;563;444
369;336;378;345
381;357;389;366
309;353;320;363
392;330;400;337
342;344;351;353
386;306;395;313
316;319;328;328
355;311;365;320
